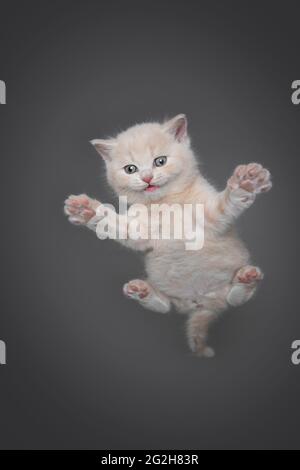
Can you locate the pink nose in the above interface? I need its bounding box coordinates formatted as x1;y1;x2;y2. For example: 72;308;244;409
142;175;153;184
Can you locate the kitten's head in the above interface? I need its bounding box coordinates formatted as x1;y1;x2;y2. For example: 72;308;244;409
91;114;198;203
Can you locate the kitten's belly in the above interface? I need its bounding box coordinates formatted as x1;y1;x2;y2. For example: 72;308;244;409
145;236;249;301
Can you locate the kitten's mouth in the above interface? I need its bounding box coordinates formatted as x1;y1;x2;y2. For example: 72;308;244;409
144;184;159;193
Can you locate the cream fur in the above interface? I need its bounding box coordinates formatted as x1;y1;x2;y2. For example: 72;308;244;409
64;114;272;357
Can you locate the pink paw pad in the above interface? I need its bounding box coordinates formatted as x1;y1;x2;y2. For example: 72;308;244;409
123;280;150;300
64;194;96;225
236;266;263;284
229;163;272;194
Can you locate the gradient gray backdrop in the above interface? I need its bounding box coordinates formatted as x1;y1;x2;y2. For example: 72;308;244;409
0;0;299;449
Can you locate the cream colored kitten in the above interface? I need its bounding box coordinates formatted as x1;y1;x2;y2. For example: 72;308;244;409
64;115;272;357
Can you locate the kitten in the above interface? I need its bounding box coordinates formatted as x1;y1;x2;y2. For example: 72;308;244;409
64;114;272;357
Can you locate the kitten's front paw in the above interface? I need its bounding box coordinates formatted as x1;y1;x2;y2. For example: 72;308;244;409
228;163;272;197
123;280;150;300
64;194;99;225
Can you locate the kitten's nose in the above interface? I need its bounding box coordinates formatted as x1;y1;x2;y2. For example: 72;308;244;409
142;174;153;184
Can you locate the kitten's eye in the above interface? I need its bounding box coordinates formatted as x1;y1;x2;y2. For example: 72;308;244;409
124;164;138;174
154;156;167;167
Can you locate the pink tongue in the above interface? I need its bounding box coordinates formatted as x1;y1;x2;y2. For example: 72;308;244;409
145;185;157;192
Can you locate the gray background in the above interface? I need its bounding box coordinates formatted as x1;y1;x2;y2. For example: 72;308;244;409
0;0;299;449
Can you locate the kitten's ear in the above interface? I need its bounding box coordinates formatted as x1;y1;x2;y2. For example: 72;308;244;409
90;139;116;160
163;114;188;142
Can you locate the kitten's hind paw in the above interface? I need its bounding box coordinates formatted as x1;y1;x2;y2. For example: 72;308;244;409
227;265;263;307
235;265;263;284
123;279;150;300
